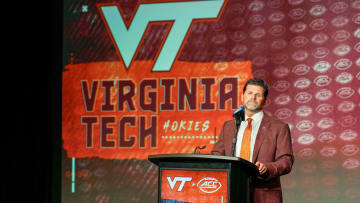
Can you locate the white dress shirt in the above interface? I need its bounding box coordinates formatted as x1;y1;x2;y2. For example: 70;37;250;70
235;111;264;162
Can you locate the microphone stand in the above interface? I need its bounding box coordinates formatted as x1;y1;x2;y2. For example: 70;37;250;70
193;145;206;154
231;106;244;156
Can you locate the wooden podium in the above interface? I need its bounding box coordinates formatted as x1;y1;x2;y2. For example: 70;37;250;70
148;154;259;203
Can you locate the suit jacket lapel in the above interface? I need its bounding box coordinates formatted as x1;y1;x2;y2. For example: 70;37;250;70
252;113;270;163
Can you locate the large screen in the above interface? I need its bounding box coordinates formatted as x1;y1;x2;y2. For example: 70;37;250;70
62;0;360;202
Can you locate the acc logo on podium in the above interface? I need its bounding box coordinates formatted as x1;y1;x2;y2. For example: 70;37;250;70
197;177;222;193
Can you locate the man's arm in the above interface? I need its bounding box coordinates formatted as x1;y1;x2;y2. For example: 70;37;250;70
259;124;294;179
210;121;229;156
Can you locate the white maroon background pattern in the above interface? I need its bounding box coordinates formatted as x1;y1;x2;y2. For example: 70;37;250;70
63;0;360;202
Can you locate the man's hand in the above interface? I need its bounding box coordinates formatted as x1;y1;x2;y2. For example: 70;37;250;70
255;161;268;175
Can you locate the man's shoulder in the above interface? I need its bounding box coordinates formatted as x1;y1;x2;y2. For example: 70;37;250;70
263;112;288;127
223;119;235;126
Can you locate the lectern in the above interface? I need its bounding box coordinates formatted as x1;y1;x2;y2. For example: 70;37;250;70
148;154;259;203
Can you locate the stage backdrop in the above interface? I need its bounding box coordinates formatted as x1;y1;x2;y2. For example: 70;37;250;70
62;0;360;202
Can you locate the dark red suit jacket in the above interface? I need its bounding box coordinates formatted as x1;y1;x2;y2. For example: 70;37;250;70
211;112;294;203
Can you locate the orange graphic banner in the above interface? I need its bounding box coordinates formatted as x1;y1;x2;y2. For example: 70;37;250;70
62;60;252;159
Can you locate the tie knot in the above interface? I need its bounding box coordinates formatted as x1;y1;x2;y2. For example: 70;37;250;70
247;118;252;125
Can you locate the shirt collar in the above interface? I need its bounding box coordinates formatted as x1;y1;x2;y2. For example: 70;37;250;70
245;111;263;123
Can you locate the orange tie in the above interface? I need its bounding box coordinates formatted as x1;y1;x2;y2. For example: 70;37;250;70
240;118;252;161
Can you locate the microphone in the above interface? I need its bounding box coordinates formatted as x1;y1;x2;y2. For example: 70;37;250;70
193;145;206;154
233;105;245;120
231;106;245;156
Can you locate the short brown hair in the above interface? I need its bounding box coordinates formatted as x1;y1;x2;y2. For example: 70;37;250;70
243;78;269;99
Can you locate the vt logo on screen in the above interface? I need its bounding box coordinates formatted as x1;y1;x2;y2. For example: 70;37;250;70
98;0;226;71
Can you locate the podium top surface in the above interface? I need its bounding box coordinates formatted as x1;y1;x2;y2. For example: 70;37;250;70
148;153;259;176
148;153;239;164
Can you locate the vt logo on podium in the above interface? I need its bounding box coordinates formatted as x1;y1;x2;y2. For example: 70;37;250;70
98;0;226;71
166;177;192;192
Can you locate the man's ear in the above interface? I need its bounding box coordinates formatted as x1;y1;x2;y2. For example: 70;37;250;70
261;98;267;106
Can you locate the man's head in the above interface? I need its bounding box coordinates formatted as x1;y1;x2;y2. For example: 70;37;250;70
242;78;269;115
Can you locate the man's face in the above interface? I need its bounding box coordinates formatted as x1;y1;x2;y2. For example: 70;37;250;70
242;84;266;112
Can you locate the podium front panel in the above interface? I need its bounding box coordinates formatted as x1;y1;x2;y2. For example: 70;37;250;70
148;154;256;203
160;169;229;203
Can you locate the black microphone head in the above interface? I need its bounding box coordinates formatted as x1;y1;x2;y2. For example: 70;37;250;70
232;106;244;117
233;106;245;122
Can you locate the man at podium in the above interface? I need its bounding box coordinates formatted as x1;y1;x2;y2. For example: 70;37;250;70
211;78;294;203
